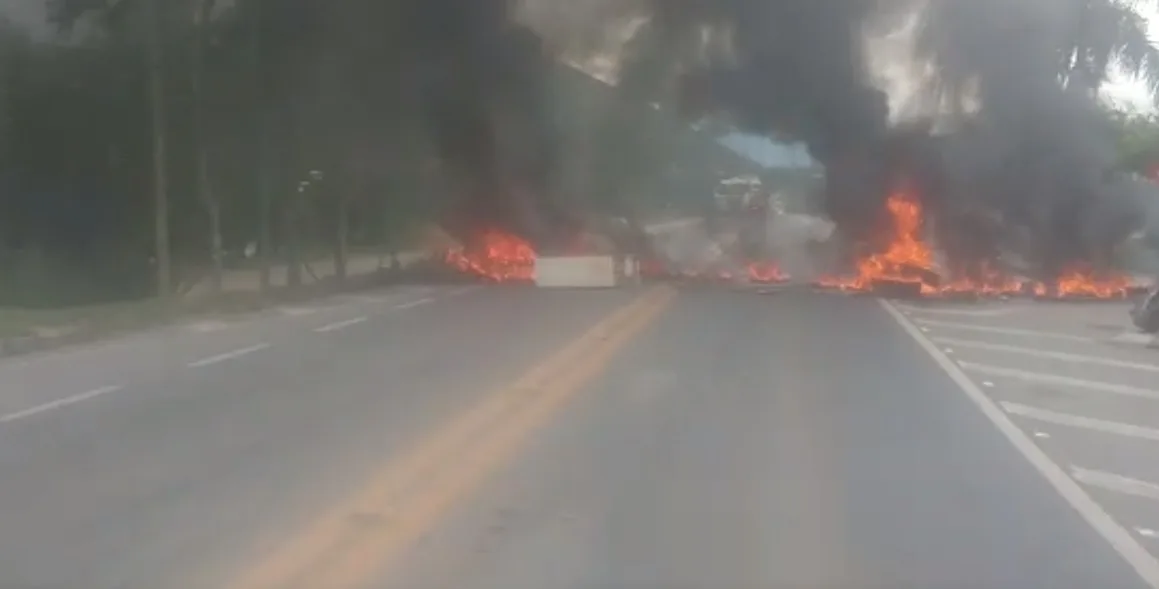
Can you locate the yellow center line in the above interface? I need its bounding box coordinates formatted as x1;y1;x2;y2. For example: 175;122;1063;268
226;285;676;589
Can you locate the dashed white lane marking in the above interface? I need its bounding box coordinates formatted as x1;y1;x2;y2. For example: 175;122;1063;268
394;297;434;310
0;385;123;423
1034;431;1051;439
914;318;1095;342
346;294;393;304
880;299;1159;587
931;337;1159;373
313;316;368;333
447;285;481;297
1140;528;1159;539
1001;401;1159;442
959;362;1159;401
279;307;318;317
1072;467;1159;502
186;320;231;333
893;305;1011;317
187;343;270;368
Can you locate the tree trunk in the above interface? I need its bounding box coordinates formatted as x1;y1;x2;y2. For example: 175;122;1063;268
251;0;273;293
285;185;303;288
146;0;171;297
334;193;349;283
191;0;222;293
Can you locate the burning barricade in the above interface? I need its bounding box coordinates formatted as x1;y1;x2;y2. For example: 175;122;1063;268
814;185;1140;301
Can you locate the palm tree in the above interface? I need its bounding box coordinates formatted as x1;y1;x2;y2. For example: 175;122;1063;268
915;0;1159;108
1059;0;1159;99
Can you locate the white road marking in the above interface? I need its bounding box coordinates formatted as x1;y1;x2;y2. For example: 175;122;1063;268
446;285;481;297
914;319;1095;342
0;385;123;423
1072;467;1159;502
959;362;1159;401
187;343;270;368
932;337;1159;373
279;307;318;317
314;316;368;333
892;305;1011;317
394;297;434;310
186;320;230;333
1034;431;1051;438
982;380;994;387
944;348;953;354
347;294;392;304
1000;401;1159;442
1140;528;1159;539
880;299;1159;587
1113;332;1159;347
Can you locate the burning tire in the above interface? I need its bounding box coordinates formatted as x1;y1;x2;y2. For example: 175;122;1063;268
1131;284;1159;333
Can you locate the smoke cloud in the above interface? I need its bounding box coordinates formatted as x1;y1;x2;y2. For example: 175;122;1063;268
407;0;1158;275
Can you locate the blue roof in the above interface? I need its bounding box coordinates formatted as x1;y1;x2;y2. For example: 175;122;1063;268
717;133;815;169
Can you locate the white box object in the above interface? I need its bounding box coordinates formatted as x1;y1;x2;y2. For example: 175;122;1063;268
534;255;639;288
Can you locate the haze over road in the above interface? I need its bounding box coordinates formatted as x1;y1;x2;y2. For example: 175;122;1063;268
0;283;1157;588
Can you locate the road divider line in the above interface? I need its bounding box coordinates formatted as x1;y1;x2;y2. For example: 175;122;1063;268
314;317;369;333
0;385;124;423
1072;466;1159;502
393;297;434;310
880;300;1159;588
226;286;675;589
914;319;1095;341
931;337;1159;373
1001;401;1159;442
187;343;271;368
958;362;1159;400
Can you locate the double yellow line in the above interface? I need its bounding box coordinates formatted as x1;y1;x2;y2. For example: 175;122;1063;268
226;285;676;589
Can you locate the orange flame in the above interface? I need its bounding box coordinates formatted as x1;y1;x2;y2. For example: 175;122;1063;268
747;261;789;283
821;186;937;293
818;185;1130;298
444;229;535;282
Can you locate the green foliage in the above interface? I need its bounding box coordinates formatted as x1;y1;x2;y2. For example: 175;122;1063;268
1109;107;1159;173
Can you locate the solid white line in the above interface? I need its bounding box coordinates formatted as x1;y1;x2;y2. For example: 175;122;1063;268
187;343;270;368
1000;401;1159;442
1072;467;1159;502
892;305;1011;317
914;319;1095;342
313;316;368;333
880;299;1159;587
932;337;1159;373
394;297;434;310
0;385;123;423
958;362;1159;401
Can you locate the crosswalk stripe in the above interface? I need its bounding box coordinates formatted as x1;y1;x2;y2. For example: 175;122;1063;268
1001;401;1159;441
1072;466;1159;502
959;362;1159;400
932;337;1159;373
915;319;1094;341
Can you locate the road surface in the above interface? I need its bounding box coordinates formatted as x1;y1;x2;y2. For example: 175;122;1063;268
0;283;1157;588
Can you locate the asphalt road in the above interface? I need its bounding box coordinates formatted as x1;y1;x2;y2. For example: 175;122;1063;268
0;283;1157;588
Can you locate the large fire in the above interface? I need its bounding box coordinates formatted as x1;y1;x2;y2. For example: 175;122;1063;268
819;186;1133;299
444;229;536;282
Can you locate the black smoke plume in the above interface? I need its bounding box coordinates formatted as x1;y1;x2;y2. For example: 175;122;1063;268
405;0;1156;273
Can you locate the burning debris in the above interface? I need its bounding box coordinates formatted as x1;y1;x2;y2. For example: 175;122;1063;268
444;229;537;282
814;183;1138;300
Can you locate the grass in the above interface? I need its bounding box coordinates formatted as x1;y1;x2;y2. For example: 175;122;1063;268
0;297;177;339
